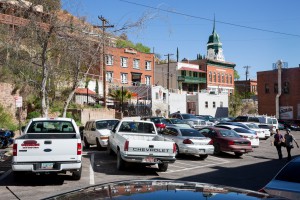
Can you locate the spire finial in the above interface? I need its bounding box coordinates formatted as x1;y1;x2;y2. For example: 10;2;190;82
212;14;215;34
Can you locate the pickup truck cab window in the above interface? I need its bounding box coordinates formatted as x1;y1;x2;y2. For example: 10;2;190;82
119;122;155;134
27;121;75;133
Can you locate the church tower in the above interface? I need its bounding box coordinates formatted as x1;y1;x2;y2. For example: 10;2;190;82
206;17;225;61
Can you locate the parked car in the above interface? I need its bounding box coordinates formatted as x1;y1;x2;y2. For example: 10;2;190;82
160;126;214;160
165;118;191;128
199;126;252;157
240;122;267;139
288;123;300;131
141;116;172;132
83;119;119;150
196;115;218;124
257;116;277;134
233;115;260;123
215;124;260;147
278;123;285;130
260;156;300;199
170;113;207;129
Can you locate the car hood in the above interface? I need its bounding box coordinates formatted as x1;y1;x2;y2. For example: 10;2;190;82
43;180;285;200
264;179;300;199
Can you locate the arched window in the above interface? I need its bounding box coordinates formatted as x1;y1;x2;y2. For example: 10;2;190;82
229;75;232;84
209;72;212;82
218;73;220;82
226;74;228;83
213;72;216;82
221;74;224;83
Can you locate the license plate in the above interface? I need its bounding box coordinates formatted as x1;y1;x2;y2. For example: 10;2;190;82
143;157;156;163
199;149;205;153
41;163;54;169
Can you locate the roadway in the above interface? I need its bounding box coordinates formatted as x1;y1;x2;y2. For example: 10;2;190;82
0;131;299;200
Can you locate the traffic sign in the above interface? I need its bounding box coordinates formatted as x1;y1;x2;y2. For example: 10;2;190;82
15;96;23;108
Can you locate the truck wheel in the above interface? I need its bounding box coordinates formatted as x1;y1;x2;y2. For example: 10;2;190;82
72;166;82;180
199;154;208;160
158;163;168;172
96;138;104;151
117;151;125;170
107;142;114;155
83;137;90;149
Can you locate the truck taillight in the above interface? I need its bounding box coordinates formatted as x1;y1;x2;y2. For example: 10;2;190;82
183;139;193;144
13;144;17;156
124;140;129;151
173;143;177;153
208;139;214;145
77;143;82;155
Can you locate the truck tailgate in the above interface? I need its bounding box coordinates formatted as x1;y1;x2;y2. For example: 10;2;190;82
14;138;80;162
127;140;174;156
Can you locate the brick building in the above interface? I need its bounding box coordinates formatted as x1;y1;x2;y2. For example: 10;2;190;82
257;66;300;121
156;19;235;95
235;79;258;95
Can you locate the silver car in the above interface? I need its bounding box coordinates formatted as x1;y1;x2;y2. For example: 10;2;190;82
260;156;300;199
160;126;214;160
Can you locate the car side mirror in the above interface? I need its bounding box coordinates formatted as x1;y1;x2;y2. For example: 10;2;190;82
111;129;116;133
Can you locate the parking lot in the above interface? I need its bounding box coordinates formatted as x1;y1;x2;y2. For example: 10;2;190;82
1;131;300;200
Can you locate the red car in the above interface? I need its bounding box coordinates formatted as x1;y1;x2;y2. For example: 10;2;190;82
199;126;253;157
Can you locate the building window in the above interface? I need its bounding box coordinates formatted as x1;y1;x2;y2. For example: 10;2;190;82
283;82;289;94
155;92;159;99
105;55;113;65
229;75;232;84
121;73;128;84
220;101;223;108
133;59;140;69
213;72;216;82
205;101;208;108
213;101;216;108
193;72;197;77
209;72;212;82
226;74;228;83
145;61;151;70
189;71;192;76
218;73;220;82
121;57;128;68
265;84;270;93
181;71;186;76
145;76;151;85
106;71;113;82
221;74;224;83
274;83;278;93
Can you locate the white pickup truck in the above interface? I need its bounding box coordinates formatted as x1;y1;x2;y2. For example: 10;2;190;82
12;117;82;180
108;120;176;172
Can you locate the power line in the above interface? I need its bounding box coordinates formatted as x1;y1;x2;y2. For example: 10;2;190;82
119;0;300;38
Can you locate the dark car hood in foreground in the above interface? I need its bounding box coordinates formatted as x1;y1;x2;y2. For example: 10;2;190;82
43;180;287;200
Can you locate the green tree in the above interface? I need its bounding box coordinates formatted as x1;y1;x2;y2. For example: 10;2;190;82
229;92;242;117
109;88;132;103
234;69;240;80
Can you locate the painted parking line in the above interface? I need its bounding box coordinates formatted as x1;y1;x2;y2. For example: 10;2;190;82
164;156;229;174
89;153;95;185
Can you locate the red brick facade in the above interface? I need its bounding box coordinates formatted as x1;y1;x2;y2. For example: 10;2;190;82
257;67;300;120
235;80;257;95
104;47;155;86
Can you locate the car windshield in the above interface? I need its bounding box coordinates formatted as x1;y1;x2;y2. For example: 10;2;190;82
246;123;259;129
219;129;241;137
96;120;119;129
272;118;277;124
180;129;205;137
119;122;155;134
170;118;185;124
233;128;253;134
275;161;300;183
181;114;197;119
267;118;273;125
151;118;164;123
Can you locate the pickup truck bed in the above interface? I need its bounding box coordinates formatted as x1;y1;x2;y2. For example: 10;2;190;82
12;118;82;180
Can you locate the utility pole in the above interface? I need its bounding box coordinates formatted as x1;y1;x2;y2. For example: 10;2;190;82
164;53;174;90
243;65;251;97
98;16;114;108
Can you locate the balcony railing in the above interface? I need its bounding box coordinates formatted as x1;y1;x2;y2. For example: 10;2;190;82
177;76;206;83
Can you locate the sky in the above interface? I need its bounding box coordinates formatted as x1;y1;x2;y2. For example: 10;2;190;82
62;0;300;80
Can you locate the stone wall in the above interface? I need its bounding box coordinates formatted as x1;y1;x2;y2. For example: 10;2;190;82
0;82;19;123
80;108;116;125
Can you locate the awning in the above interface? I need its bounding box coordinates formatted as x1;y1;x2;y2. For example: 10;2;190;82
178;67;206;73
